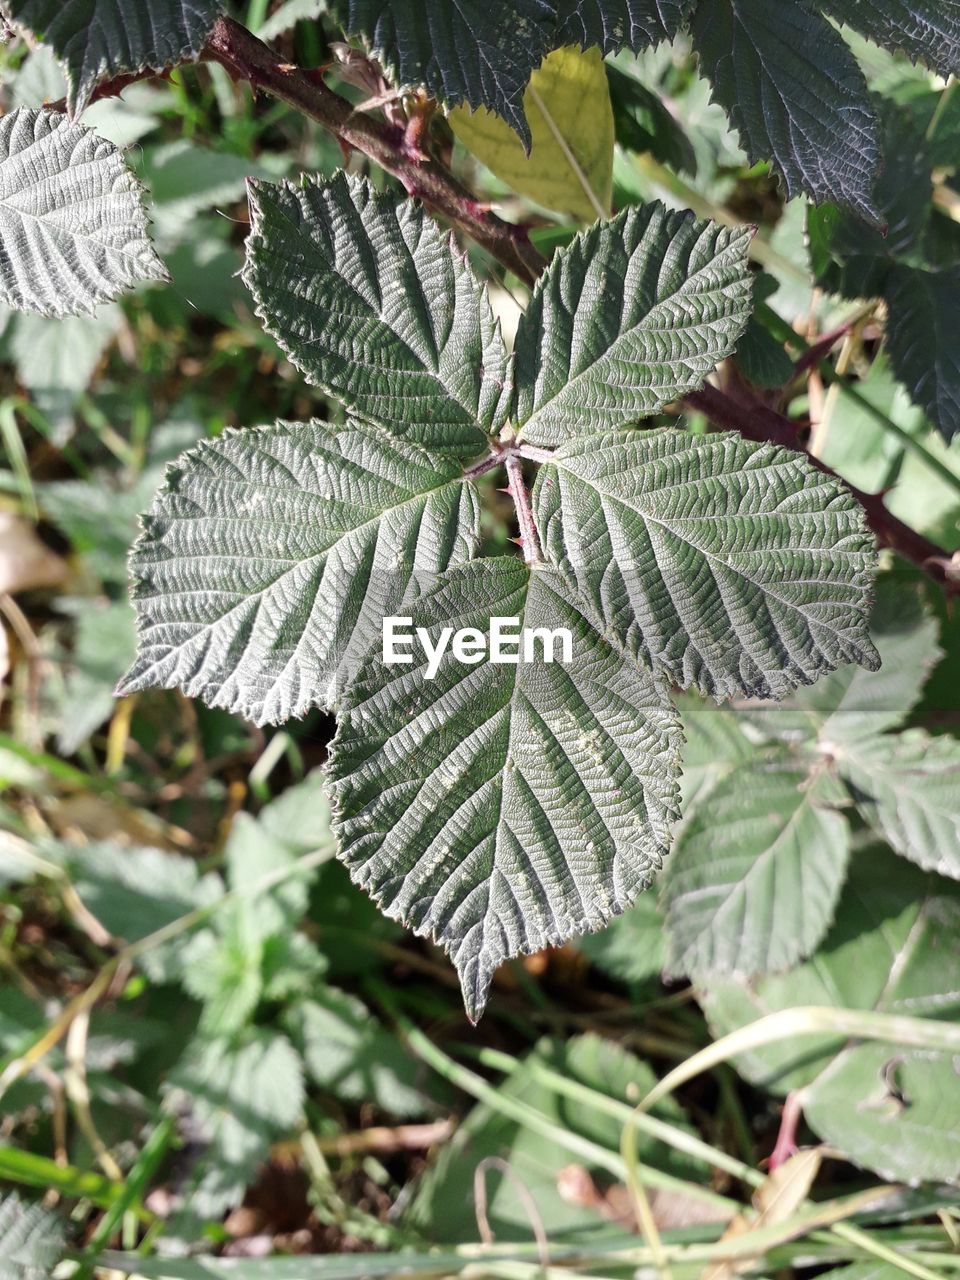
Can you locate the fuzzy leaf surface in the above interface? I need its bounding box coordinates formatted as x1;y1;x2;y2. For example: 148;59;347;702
820;0;960;79
0;108;166;318
702;848;960;1184
120;419;480;724
0;0;222;114
742;581;941;745
884;265;960;443
556;0;695;52
513;203;753;445
839;731;960;881
243;173;511;457
533;429;879;700
664;759;849;977
328;557;682;1022
691;0;879;219
325;0;556;146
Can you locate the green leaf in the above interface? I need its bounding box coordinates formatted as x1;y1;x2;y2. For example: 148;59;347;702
884;264;960;442
532;428;880;700
257;0;325;39
838;731;960;881
165;1029;304;1222
702;847;960;1184
676;692;756;810
690;0;879;219
820;0;960;80
513;203;753;445
243;173;511;456
557;0;695;51
0;0;222;114
741;579;942;745
0;108;166;318
55;598;137;755
664;758;849;977
120;419;480;725
808;103;932;301
285;988;437;1117
328;557;682;1022
10;305;123;428
325;0;556;147
0;1192;65;1280
449;45;615;223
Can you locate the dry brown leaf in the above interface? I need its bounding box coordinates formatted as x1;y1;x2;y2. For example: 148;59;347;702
0;511;67;594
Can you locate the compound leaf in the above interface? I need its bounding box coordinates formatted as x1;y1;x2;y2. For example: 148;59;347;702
326;0;556;146
691;0;880;220
243;173;511;457
839;731;960;881
328;557;682;1022
556;0;695;52
120;419;480;724
513;203;753;445
449;45;615;224
664;759;849;977
0;108;167;318
0;0;223;115
0;1192;65;1280
702;847;960;1185
884;265;960;442
533;429;880;701
820;0;960;80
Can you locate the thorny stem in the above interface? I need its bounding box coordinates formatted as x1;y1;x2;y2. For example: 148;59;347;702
505;454;543;565
203;16;546;287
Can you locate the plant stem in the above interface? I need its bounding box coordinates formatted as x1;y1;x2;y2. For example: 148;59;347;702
203;16;547;286
505;454;543;565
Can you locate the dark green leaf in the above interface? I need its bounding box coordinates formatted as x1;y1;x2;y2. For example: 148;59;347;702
326;0;556;146
0;0;222;114
885;264;960;441
691;0;880;219
820;0;960;80
557;0;694;53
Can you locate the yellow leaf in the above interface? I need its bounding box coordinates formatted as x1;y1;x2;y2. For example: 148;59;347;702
450;45;614;224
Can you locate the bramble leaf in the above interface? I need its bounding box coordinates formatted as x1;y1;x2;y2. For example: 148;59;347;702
556;0;695;52
533;429;880;700
664;758;849;977
0;108;167;318
820;0;960;80
328;557;682;1022
119;419;480;724
243;173;511;457
838;731;960;881
691;0;880;220
0;1192;65;1280
884;265;960;442
702;848;960;1184
513;203;753;444
449;45;615;224
0;0;222;115
325;0;556;147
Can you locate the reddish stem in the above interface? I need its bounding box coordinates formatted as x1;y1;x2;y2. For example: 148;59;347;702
203;17;546;287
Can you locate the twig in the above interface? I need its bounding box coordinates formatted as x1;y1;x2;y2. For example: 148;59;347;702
203;17;546;286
